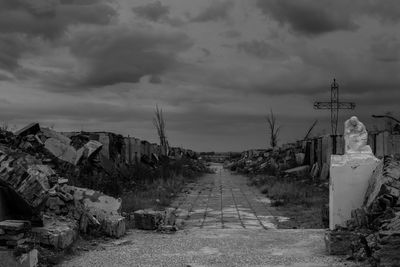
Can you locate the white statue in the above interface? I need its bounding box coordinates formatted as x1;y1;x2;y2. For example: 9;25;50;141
344;116;372;154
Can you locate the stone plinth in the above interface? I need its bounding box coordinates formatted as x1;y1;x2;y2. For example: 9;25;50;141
329;153;380;229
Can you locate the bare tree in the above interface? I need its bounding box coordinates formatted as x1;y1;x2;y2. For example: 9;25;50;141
153;105;169;156
303;120;318;140
267;109;281;148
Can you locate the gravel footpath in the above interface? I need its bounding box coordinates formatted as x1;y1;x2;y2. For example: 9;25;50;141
59;228;358;267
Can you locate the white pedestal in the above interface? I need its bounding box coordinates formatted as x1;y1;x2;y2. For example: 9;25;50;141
329;153;380;229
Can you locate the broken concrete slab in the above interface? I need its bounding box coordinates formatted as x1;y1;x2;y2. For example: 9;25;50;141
62;185;125;237
31;218;77;249
75;140;103;165
364;156;400;212
284;165;310;177
0;150;50;209
0;220;31;232
0;248;38;267
64;186;122;220
101;215;126;238
84;140;103;159
40;128;72;145
44;138;77;165
15;123;40;137
133;209;177;231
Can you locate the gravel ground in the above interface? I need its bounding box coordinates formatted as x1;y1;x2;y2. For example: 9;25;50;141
59;228;358;266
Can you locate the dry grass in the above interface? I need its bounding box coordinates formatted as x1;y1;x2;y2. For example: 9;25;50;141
250;175;323;207
249;174;328;228
121;175;196;213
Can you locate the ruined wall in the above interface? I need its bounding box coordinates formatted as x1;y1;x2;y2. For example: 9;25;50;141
124;137;143;164
141;141;151;158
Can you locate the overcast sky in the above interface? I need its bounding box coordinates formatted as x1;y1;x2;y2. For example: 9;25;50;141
1;0;400;151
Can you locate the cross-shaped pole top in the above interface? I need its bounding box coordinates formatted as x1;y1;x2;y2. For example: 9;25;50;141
314;79;356;135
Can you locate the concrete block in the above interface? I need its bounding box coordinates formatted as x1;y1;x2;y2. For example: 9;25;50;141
15;123;40;137
63;186;125;237
101;215;126;238
0;249;38;267
0;220;31;232
0;151;50;209
31;220;77;249
329;153;380;229
64;186;122;221
44;138;77;165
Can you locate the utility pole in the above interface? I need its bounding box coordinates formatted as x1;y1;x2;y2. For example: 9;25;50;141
314;79;356;135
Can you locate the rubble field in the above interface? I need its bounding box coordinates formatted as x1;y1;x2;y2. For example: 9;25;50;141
0;123;207;266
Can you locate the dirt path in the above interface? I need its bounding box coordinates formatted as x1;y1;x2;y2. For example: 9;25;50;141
59;164;356;267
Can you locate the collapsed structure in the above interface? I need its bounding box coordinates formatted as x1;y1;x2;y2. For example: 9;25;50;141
0;122;199;266
227;116;400;266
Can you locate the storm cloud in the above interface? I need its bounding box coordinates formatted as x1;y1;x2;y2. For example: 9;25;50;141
255;0;357;36
132;1;170;22
190;1;234;22
66;26;193;88
237;40;287;60
0;0;116;39
1;0;400;151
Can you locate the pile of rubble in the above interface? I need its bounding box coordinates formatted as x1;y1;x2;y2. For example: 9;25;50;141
0;220;38;266
326;155;400;266
226;145;310;178
0;124;129;266
0;121;207;265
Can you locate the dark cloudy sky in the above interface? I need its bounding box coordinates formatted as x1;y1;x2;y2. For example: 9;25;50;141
1;0;400;151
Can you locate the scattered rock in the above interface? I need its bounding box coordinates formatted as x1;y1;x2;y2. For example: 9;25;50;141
133;210;164;230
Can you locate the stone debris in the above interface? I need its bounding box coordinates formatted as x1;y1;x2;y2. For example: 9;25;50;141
226;144;314;179
0;123;132;264
0;149;50;210
0;248;38;267
101;215;126;238
0;122;202;264
324;230;358;255
133;208;177;231
14;122;40;137
31;216;77;249
0;220;37;266
326;155;400;266
62;185;126;237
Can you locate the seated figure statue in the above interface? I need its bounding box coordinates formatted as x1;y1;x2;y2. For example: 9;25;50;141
344;116;373;154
